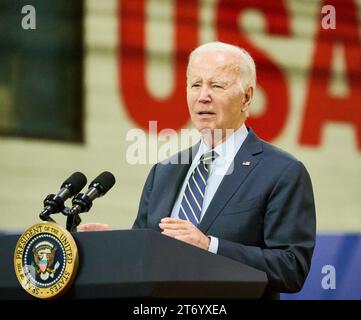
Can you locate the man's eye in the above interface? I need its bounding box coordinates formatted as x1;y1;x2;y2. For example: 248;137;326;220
212;84;223;89
191;83;201;88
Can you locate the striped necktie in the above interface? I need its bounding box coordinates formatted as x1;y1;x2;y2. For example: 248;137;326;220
178;151;218;225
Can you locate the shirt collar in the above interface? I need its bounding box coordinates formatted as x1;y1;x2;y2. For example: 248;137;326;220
197;124;248;162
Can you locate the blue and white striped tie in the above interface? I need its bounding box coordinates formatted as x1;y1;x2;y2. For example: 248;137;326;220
178;151;218;225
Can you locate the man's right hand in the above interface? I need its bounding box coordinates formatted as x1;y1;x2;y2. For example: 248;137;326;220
76;223;112;232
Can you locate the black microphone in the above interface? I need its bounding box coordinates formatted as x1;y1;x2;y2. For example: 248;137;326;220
39;172;87;221
70;171;116;215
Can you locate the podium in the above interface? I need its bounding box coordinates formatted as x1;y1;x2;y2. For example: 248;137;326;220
0;229;267;299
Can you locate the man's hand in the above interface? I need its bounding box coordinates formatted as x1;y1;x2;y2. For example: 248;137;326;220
76;223;112;232
159;217;210;250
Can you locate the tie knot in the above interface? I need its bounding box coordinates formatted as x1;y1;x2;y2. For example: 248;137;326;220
201;150;218;165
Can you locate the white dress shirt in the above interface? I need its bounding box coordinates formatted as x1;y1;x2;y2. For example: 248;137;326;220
170;124;249;253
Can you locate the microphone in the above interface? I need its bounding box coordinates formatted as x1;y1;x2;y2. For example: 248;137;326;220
39;172;87;221
70;171;116;215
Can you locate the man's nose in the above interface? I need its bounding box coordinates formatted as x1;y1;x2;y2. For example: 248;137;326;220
198;86;211;103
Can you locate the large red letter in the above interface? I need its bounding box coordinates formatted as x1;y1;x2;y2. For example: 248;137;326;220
119;0;198;132
217;0;291;141
299;0;361;150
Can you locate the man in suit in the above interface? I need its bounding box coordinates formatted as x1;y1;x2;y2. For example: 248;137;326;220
132;41;316;297
79;41;315;297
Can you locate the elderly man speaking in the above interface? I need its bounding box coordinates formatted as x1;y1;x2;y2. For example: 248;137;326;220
80;42;316;299
133;42;316;299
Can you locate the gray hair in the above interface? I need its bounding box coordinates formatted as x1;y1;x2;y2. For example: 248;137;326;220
187;41;257;93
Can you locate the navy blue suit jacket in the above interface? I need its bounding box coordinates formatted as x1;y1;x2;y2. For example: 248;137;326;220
133;128;316;295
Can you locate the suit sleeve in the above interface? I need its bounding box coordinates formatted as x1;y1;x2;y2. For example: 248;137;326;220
217;161;316;293
132;164;157;229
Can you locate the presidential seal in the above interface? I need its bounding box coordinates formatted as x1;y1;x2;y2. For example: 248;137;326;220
14;222;78;299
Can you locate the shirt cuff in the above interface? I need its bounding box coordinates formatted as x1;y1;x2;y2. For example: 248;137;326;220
207;236;219;254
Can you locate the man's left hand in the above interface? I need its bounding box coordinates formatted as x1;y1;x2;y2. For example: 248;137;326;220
159;217;210;250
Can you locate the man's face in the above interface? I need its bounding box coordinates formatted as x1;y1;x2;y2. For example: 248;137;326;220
187;51;246;141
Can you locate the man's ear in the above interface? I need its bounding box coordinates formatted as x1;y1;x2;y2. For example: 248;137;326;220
241;86;253;113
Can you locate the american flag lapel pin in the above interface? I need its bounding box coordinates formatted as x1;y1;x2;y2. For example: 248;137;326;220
242;161;251;166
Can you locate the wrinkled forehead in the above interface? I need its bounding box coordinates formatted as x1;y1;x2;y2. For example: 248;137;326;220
188;51;241;80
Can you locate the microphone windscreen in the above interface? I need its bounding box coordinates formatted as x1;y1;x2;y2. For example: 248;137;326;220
90;171;116;195
61;172;87;195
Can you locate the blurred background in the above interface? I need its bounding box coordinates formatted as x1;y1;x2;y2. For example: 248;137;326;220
0;0;360;299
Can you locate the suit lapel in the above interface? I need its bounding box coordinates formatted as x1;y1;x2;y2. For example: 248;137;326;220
150;143;200;225
199;128;263;233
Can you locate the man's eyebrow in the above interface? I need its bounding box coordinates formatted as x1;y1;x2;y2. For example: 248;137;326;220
210;79;227;84
210;79;230;86
188;77;202;83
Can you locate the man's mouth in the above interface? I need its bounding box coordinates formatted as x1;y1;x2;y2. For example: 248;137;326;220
197;111;216;115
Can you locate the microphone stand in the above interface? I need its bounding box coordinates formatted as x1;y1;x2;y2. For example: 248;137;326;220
39;211;56;222
39;206;82;232
62;207;82;232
